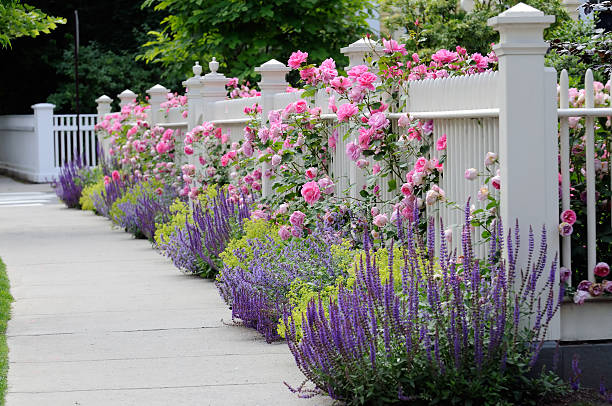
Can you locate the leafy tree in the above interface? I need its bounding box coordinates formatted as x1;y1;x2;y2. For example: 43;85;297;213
139;0;374;82
378;0;569;56
0;0;65;48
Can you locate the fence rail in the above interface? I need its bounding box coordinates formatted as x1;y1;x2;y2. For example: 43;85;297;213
52;114;99;168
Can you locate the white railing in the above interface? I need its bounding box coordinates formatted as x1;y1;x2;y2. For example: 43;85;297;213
52;114;99;167
558;68;612;284
0;104;98;182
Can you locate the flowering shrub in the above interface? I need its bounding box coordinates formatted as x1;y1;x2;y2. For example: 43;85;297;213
284;211;565;404
109;180;176;240
160;92;188;119
226;77;260;99
217;230;349;342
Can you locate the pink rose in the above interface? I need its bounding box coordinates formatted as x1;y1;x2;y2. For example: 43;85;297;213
356;159;369;168
291;226;303;238
560;209;577;225
560;267;571;283
289;210;306;227
444;229;453;244
484;152;498;166
432;49;458;64
436;134;447;151
373;214;388;228
346;142;361;161
477;186;489;201
577;280;592;291
398;114;410;127
301;181;321;205
491;175;501;190
305;167;318;179
337;103;358;122
328;129;338;150
594;262;610;278
603;280;612;293
382;38;408;55
372;163;381;174
465;168;478;180
573;290;590;305
111;170;120;182
357;72;377;90
271;154;282;166
401;183;412;196
184;145;194;155
414;157;428;173
103;175;111;186
252;181;261;191
278;225;292;241
318;177;334;194
558;222;573;237
295;99;307;113
156;141;170;154
288;50;308;69
277;203;289;215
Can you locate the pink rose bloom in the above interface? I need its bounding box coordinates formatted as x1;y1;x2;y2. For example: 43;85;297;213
465;168;478;180
328;95;337;113
328;129;338;150
220;155;230;167
444;229;453;244
425;189;440;206
491;175;501;190
484;152;498;166
477;186;489;201
278;225;292;241
594;262;610;278
414;157;428;173
357;72;377;90
184;145;194;155
573;290;590;305
382;38;408;55
560;267;571;283
289;210;306;227
432;49;459;64
436;134;447;151
347;65;369;78
103;175;111;186
288;50;308;69
156;141;170;154
560;209;577;225
356;159;369;168
305;167;318;179
291;226;303;238
373;163;381;174
398;114;411;128
295;99;307;113
603;280;612;294
558;222;573;237
401;182;412;197
346;141;361;161
271;154;282;166
318;177;334;194
242;142;254;157
371;207;380;217
358;128;372;149
373;214;388;228
368;112;389;130
111;170;120;182
337;103;358;122
252;181;261;191
330;76;352;93
301;181;321;205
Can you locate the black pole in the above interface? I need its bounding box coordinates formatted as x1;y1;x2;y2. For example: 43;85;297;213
74;10;80;158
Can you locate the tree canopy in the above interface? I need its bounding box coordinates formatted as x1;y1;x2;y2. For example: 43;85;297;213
0;0;65;48
139;0;375;82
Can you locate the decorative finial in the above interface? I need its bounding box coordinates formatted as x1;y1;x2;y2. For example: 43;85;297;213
193;61;202;77
209;57;219;74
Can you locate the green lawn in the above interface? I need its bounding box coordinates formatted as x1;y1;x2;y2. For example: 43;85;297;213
0;259;12;405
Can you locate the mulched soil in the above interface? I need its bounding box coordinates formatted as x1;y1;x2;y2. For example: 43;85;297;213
543;388;611;405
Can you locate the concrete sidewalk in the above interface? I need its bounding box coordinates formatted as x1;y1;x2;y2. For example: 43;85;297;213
0;178;328;405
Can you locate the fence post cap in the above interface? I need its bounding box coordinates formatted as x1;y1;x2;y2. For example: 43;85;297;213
340;37;382;54
95;95;112;103
146;84;169;95
255;59;291;73
117;89;137;98
488;3;555;27
31;103;55;110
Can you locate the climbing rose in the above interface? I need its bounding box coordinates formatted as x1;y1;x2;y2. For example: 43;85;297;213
305;167;318;179
346;142;361;161
288;51;308;69
278;225;291;241
560;267;572;283
301;181;321;205
318;177;334;194
373;214;388;227
477;186;489;201
337;103;358;122
184;145;194;155
484;152;498;166
491;175;501;190
558;222;573;237
289;210;305;227
594;262;610;278
382;38;408;55
398;114;410;127
111;170;120;182
465;168;478;180
560;209;577;225
436;134;447;151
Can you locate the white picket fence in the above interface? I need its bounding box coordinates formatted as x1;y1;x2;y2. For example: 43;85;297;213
0;104;98;182
96;3;612;340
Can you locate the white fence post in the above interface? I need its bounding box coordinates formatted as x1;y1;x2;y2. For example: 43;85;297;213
146;84;169;126
117;89;137;108
183;62;205;130
488;4;560;340
201;58;228;122
95;95;112;119
31;103;56;181
562;0;581;21
255;59;291;197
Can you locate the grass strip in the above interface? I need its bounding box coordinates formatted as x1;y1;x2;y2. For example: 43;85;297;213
0;259;12;405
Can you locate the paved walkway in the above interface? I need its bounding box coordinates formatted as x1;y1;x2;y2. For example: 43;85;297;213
0;176;328;405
